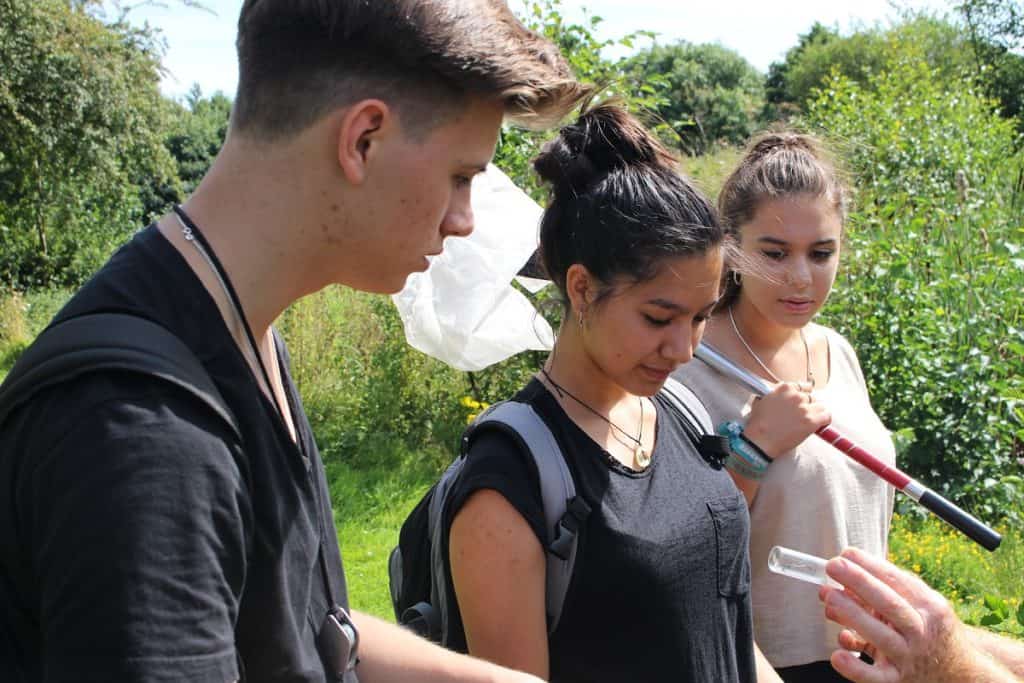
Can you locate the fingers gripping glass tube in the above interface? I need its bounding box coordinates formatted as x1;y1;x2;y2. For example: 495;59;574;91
768;546;841;588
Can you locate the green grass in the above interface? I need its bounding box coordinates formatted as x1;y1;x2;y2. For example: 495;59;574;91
326;441;450;618
0;287;72;378
680;145;743;197
890;511;1024;636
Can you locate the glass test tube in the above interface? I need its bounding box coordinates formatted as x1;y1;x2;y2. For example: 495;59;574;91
768;546;841;588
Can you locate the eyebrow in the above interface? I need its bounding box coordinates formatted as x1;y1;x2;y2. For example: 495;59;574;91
647;297;719;313
757;236;838;247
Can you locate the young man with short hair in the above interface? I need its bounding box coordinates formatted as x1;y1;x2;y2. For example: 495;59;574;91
0;2;586;681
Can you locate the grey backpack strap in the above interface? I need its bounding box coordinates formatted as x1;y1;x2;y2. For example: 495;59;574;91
471;401;584;634
659;377;713;432
660;377;730;468
426;452;469;645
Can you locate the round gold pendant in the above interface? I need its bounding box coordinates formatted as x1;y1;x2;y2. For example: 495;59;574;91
635;446;651;469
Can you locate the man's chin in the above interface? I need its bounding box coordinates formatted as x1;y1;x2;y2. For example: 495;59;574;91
342;256;433;295
386;266;424;295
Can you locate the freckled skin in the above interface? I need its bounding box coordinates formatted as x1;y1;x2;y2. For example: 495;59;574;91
317;97;503;293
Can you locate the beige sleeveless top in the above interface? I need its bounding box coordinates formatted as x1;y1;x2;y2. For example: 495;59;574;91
673;325;896;668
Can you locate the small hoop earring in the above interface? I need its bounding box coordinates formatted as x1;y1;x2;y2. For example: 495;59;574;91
732;271;742;286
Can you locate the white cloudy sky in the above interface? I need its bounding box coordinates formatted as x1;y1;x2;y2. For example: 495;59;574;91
118;0;949;100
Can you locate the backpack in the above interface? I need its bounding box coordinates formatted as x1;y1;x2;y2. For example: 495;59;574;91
0;312;240;445
387;377;725;649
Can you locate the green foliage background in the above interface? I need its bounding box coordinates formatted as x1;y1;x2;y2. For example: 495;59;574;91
1;0;1022;629
620;42;766;155
805;52;1024;520
0;0;179;288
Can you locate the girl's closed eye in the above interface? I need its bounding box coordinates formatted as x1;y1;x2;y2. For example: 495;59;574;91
644;314;671;327
761;249;786;261
811;249;835;262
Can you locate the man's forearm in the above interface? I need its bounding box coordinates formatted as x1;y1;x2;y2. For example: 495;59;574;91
351;611;542;683
967;626;1024;679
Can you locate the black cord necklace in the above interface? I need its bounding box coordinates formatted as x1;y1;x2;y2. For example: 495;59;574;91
540;367;650;468
171;207;349;644
172;205;276;401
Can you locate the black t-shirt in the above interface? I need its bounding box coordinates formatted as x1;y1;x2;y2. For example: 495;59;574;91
0;226;356;683
445;379;756;683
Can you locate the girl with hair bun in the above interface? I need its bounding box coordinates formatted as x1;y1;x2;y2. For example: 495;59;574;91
673;132;896;682
443;105;826;682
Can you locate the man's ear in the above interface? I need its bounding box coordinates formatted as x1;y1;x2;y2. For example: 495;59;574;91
336;99;392;185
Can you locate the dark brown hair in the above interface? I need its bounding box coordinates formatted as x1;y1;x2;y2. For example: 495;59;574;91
232;0;590;140
717;131;849;309
534;102;723;313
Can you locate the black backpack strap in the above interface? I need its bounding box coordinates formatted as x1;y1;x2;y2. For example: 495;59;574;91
0;313;239;440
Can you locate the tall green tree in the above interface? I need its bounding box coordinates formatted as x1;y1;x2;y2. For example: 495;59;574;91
955;0;1024;123
769;16;975;113
165;86;233;196
764;22;838;119
957;0;1024;48
0;0;177;289
620;42;765;155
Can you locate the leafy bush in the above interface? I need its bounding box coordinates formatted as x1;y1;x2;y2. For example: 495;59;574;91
764;22;839;120
278;288;472;469
164;88;232;196
806;52;1024;520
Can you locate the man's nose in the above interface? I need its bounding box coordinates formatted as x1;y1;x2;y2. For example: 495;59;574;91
441;196;474;238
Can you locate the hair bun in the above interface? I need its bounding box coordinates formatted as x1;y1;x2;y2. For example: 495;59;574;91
534;103;674;195
747;132;820;161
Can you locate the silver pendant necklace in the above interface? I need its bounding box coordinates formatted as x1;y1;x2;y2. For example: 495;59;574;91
728;306;815;389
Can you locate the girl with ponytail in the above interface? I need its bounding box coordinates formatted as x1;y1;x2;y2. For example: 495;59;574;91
673;132;896;682
443;105;823;682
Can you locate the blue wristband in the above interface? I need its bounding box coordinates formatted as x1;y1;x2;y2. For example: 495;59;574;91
718;420;773;479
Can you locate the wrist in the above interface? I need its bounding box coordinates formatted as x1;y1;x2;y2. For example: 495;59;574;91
718;421;773;480
739;421;786;460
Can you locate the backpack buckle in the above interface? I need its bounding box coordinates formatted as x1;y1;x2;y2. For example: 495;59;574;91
549;495;591;560
400;601;442;642
699;434;730;470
